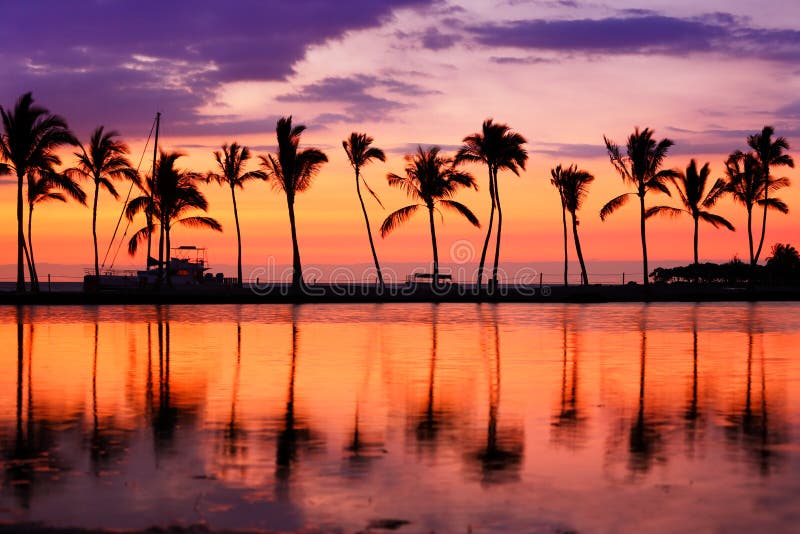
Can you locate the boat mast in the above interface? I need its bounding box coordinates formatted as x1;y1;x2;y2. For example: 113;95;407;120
146;112;160;270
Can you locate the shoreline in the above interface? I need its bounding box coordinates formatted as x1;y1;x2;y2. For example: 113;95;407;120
1;283;799;305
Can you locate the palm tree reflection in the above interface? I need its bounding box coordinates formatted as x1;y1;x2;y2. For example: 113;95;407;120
409;304;456;451
274;306;321;498
469;305;523;485
2;309;65;508
724;305;787;475
551;308;587;448
683;305;703;453
149;306;196;460
627;307;664;474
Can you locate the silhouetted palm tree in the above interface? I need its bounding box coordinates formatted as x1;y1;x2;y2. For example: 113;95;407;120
68;127;138;277
343;132;386;289
27;172;86;289
455;119;527;290
724;151;788;266
646;160;733;265
126;151;222;285
380;146;479;282
601;128;678;286
259;117;328;289
0;92;77;292
208;142;266;287
551;164;594;285
748;126;794;264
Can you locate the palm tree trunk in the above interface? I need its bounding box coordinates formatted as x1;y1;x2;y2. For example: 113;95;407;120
561;201;568;286
428;204;439;283
146;211;153;269
16;171;25;293
747;206;754;266
754;182;769;265
477;166;496;290
93;180;100;277
355;168;384;289
27;204;39;293
491;168;503;287
165;222;172;287
571;212;588;285
157;214;165;288
231;185;243;287
287;195;303;289
639;193;649;287
693;215;699;265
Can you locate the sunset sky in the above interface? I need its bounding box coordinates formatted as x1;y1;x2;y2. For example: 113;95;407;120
1;0;799;278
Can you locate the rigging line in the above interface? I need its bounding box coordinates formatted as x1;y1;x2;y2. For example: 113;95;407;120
100;115;157;269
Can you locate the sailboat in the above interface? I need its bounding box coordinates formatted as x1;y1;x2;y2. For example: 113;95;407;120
83;114;227;292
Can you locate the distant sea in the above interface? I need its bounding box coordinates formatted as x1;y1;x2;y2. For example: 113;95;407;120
0;260;692;285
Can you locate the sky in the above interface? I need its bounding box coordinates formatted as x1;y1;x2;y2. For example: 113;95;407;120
1;0;799;279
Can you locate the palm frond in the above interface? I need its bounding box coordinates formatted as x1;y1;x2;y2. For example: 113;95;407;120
600;193;633;221
439;199;480;227
176;216;223;232
380;204;421;237
645;205;684;219
698;211;735;230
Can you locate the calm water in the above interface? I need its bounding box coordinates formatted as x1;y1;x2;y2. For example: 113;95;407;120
1;303;799;533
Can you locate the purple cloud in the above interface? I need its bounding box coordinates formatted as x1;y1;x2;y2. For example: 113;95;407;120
470;13;800;60
276;75;435;125
0;0;436;136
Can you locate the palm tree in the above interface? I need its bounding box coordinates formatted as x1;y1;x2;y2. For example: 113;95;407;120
126;151;222;285
724;151;788;266
748;126;794;265
559;165;594;285
259;117;328;290
207;142;266;287
646;160;734;265
0;92;77;292
343;132;386;289
380;146;479;282
27;172;86;288
68;127;138;277
455;119;527;290
601;128;678;286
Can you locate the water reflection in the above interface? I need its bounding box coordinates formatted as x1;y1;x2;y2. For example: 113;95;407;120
0;303;797;532
274;306;322;499
551;308;587;448
469;305;524;485
723;305;789;476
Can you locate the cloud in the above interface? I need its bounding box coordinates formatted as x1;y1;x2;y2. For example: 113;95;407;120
0;0;436;135
490;56;556;65
276;74;435;125
470;12;800;61
534;142;606;159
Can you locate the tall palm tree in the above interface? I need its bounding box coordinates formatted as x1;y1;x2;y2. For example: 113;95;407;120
559;165;594;285
455;119;527;290
724;151;788;266
601;128;678;287
68;127;138;277
748;126;794;265
646;160;734;265
126;151;222;285
343;132;387;289
207;142;266;287
27;172;86;288
259;117;328;290
0;92;77;292
380;146;479;282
